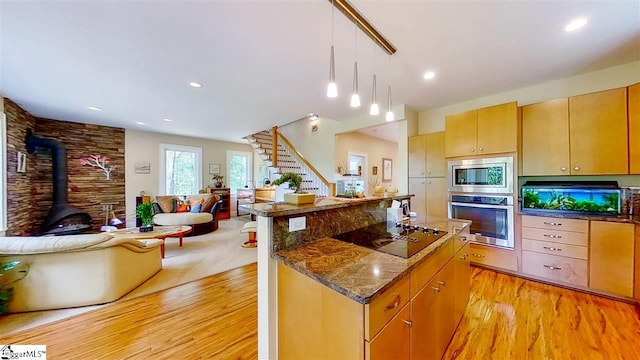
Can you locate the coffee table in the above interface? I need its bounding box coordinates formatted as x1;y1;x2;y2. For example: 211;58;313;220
109;225;192;258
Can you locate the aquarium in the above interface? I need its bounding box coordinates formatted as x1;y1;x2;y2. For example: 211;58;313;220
521;181;621;215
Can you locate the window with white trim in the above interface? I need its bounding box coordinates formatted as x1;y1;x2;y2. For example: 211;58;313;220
227;150;253;195
159;144;202;195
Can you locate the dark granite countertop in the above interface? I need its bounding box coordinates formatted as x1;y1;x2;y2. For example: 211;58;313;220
240;193;412;217
273;217;471;304
520;211;640;225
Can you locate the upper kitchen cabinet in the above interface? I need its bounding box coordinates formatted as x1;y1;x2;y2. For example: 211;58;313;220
629;83;640;174
445;102;517;158
409;132;446;178
569;87;628;175
522;98;571;176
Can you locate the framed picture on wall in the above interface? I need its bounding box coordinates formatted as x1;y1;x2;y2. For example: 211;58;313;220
382;158;392;182
209;164;220;174
134;161;150;174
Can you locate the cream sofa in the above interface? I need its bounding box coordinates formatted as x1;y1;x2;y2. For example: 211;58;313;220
153;194;222;235
0;233;162;313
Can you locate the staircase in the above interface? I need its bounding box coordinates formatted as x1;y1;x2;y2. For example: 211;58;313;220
245;128;334;198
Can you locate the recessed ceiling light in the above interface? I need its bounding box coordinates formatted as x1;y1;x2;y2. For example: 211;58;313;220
565;18;588;32
189;82;203;88
87;106;102;111
423;71;436;80
308;113;319;121
136;121;146;125
163;118;173;122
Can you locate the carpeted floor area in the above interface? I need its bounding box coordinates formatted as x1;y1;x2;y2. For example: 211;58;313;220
0;216;257;336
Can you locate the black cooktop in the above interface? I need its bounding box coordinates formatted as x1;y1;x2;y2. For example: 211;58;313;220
333;222;448;258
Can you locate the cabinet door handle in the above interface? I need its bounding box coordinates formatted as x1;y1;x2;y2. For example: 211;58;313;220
543;246;562;252
459;236;467;242
384;295;401;311
437;280;446;286
543;234;562;239
471;148;475;152
574;166;580;171
560;167;567;171
472;253;485;258
478;147;484;152
401;319;413;327
460;254;468;260
431;286;441;292
427;171;431;175
543;221;562;226
543;264;562;271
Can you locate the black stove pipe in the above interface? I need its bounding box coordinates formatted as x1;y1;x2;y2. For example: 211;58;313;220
25;129;68;205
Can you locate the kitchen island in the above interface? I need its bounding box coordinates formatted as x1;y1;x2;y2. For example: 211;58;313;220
240;195;471;360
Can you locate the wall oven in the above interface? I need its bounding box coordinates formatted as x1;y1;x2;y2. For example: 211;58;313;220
448;156;514;194
448;194;515;249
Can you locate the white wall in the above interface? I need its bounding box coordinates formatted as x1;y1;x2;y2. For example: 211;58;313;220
124;130;260;225
278;104;412;193
419;61;640;133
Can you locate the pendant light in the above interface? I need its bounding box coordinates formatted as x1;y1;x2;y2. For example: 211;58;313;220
369;42;379;115
385;55;394;121
327;0;337;98
350;21;360;108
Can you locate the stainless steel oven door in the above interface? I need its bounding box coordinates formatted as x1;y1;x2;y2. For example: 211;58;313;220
448;199;514;249
448;156;513;194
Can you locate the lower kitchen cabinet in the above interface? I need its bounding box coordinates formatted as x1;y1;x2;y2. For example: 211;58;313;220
278;236;471;360
367;303;411;360
522;250;588;287
468;243;518;272
589;221;635;297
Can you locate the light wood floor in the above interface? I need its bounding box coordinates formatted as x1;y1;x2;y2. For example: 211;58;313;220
444;267;640;360
1;264;639;359
0;263;258;360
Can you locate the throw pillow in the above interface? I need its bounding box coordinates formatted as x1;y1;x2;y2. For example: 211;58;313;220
201;195;219;213
189;198;204;208
156;196;176;213
176;203;189;213
190;203;202;213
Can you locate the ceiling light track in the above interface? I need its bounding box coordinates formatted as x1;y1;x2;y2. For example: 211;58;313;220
328;0;397;55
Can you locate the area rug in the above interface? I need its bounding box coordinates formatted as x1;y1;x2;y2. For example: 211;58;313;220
0;217;257;336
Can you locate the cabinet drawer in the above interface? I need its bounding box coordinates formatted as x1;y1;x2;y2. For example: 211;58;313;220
522;215;588;233
366;303;411;360
521;227;588;247
522;239;588;260
410;239;453;297
452;228;471;254
522;250;588;287
365;274;410;341
468;244;518;272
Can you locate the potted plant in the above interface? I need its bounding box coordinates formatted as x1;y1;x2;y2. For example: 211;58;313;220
136;202;155;232
271;172;315;205
0;260;29;315
211;175;224;188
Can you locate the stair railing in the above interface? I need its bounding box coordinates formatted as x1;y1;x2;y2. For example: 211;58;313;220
273;127;335;197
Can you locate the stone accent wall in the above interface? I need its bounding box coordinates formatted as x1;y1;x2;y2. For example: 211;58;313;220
4;99;125;235
4;99;37;235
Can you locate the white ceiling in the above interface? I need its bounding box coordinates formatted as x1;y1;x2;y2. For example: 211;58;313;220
1;1;639;143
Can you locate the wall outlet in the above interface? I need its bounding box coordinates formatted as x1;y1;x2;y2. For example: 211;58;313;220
289;216;306;232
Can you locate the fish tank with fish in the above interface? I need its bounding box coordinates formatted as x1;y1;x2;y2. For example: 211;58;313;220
521;181;621;215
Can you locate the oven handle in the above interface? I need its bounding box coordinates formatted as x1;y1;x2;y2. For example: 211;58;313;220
449;202;513;210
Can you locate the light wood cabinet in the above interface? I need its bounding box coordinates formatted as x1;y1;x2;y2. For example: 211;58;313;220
445;102;517;158
635;225;640;302
522;87;630;175
589;221;635;297
468;243;518;271
568;88;628;175
278;234;472;360
521;98;570;175
367;303;411;360
629;83;640;174
409;132;446;218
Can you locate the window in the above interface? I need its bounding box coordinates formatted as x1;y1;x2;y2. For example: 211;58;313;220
348;152;367;177
227;150;253;195
159;144;202;195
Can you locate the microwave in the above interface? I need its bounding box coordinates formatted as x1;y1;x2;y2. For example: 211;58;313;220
448;156;514;194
